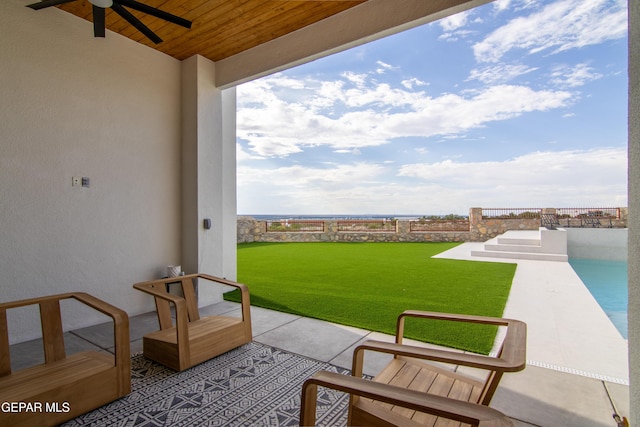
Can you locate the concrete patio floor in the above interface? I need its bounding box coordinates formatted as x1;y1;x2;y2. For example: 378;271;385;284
8;241;630;426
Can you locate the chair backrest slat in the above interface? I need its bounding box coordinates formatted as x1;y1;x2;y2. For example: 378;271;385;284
39;299;66;363
150;283;174;330
181;278;200;322
0;309;11;376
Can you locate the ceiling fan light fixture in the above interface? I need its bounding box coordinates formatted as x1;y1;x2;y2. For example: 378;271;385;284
89;0;113;8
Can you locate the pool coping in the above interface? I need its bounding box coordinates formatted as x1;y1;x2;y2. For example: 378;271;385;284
434;241;629;384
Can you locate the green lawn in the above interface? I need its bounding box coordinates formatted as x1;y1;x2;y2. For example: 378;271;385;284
225;242;516;354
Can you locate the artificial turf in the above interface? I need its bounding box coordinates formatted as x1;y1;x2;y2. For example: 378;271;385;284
224;242;516;354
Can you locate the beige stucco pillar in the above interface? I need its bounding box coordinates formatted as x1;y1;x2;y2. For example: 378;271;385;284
181;55;237;305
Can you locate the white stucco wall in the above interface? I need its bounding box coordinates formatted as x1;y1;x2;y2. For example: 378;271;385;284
0;0;182;342
567;228;628;261
628;1;639;423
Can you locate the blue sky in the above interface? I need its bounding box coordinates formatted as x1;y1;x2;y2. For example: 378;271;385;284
236;0;628;216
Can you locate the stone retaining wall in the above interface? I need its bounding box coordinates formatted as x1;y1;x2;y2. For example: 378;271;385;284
237;217;470;243
238;207;628;243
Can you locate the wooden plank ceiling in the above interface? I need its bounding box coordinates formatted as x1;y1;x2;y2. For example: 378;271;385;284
56;0;367;61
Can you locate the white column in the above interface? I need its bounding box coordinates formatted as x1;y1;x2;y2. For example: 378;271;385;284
181;55;237;305
629;1;639;424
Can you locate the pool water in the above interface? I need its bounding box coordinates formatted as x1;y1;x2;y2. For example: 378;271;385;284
569;258;628;339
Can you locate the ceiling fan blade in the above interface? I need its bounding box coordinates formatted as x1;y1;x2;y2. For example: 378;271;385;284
93;5;106;38
26;0;76;10
117;0;192;29
112;2;162;44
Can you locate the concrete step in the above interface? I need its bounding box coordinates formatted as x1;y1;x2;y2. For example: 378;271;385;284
496;236;541;246
470;249;568;262
496;230;541;246
485;243;545;253
471;229;567;262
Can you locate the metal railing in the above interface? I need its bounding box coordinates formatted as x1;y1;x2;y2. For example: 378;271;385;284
409;219;470;232
266;220;325;232
555;207;621;219
481;208;542;219
337;219;397;232
555;208;619;228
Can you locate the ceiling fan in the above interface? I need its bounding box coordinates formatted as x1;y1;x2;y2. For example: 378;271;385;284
26;0;192;44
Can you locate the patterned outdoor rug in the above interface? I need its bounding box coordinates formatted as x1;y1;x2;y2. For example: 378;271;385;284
62;342;350;426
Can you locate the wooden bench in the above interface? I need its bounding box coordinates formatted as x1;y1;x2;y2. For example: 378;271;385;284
133;273;252;371
302;310;526;427
0;292;130;427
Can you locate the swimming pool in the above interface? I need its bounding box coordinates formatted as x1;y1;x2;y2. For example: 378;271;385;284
569;258;628;339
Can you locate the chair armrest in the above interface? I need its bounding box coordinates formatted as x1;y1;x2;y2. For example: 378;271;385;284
197;274;252;337
69;294;130;357
69;292;131;394
133;274;249;306
197;274;251;315
300;371;513;427
396;310;523;343
132;281;187;304
197;274;248;291
392;311;526;369
352;339;524;380
133;279;190;323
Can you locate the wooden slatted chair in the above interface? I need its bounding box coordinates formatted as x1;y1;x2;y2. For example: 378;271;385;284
133;273;252;371
0;292;131;427
301;310;526;427
301;371;514;427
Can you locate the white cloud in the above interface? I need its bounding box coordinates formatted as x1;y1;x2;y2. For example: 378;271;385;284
394;147;628;210
437;9;484;42
237;163;390;213
549;63;603;88
334;148;362;155
493;0;512;12
495;0;538;13
401;78;428;89
398;147;626;191
467;64;538;84
473;0;627;63
238;162;385;187
237;144;265;161
237;148;627;215
237;74;573;158
382;85;572;136
438;30;476;42
341;71;368;87
376;61;398;74
439;10;472;32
